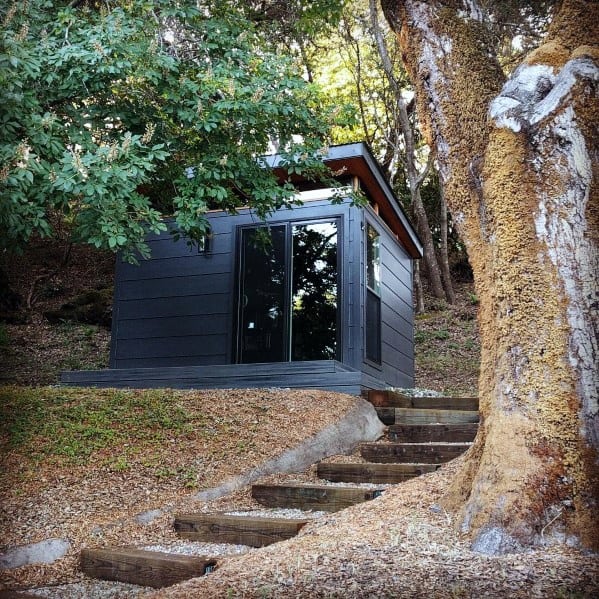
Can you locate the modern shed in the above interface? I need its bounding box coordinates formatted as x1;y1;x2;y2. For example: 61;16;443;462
62;143;423;394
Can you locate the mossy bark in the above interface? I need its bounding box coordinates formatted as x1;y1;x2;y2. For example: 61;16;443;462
382;0;599;552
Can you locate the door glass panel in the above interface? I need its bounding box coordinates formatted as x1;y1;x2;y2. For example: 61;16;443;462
238;226;286;363
291;222;338;360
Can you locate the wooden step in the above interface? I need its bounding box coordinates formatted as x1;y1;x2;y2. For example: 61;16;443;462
317;461;438;483
174;513;309;547
80;547;216;588
251;484;384;512
368;390;478;411
388;423;479;443
376;407;479;425
360;442;471;464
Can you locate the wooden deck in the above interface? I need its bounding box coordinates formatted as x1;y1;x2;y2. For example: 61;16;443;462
60;360;383;395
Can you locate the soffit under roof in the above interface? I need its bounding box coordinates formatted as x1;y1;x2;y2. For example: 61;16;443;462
265;142;423;259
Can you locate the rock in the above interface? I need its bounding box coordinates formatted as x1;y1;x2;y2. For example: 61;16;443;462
44;287;113;328
0;538;71;569
471;526;524;555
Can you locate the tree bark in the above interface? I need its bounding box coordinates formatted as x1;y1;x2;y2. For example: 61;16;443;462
438;184;456;304
382;0;599;552
369;0;449;303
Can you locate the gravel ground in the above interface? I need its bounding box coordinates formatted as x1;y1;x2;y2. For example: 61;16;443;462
3;387;598;598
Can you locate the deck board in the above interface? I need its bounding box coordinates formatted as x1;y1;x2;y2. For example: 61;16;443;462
60;360;379;394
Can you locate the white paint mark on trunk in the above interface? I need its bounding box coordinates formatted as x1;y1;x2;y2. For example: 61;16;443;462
489;64;555;132
490;58;599;133
532;98;599;448
407;1;453;183
458;0;485;23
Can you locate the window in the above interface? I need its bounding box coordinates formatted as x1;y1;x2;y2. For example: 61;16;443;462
366;224;381;364
237;220;339;363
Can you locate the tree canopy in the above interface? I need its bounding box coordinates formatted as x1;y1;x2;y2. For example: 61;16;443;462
0;0;352;262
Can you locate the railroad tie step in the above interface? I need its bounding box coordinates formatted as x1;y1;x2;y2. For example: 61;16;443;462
251;483;384;512
367;390;479;411
360;442;471;464
174;513;309;547
388;423;479;443
316;462;438;484
376;407;480;426
79;547;216;588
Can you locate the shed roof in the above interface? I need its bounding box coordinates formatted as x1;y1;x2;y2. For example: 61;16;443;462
264;142;423;258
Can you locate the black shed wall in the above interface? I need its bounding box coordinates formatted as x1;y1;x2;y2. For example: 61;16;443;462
360;207;415;388
110;198;415;388
110;200;355;369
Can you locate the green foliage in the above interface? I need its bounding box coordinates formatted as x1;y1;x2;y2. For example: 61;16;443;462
0;386;192;465
0;0;350;262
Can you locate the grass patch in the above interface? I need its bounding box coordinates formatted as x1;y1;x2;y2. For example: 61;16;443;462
0;386;193;467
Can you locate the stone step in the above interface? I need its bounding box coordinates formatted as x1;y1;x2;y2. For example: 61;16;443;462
79;547;216;588
316;461;438;484
376;407;480;425
388;423;479;443
368;390;479;411
251;483;384;512
360;442;471;464
174;513;309;547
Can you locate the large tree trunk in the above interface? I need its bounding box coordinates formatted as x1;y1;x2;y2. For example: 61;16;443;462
382;0;599;552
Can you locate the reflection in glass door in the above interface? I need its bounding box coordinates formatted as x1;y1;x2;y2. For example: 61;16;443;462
238;226;286;363
236;220;339;363
291;222;338;360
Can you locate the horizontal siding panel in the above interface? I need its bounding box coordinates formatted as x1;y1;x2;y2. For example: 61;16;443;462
382;258;411;294
382;326;412;357
381;301;412;339
144;233;233;259
145;215;233;242
116;294;230;319
381;236;411;268
381;341;412;373
113;355;227;369
115;335;227;360
118;273;230;301
381;264;412;306
116;315;229;340
117;253;231;282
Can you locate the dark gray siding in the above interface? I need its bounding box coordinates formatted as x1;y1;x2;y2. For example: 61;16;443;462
110;198;414;383
111;211;234;368
111;200;356;369
360;207;414;388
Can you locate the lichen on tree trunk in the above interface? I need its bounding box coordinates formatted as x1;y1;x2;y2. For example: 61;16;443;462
382;0;599;552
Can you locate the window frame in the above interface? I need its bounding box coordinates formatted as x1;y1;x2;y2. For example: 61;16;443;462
365;221;382;367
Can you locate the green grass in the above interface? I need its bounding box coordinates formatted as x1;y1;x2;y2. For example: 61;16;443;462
0;386;193;466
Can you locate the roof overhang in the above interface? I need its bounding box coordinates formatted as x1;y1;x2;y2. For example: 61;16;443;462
263;142;423;259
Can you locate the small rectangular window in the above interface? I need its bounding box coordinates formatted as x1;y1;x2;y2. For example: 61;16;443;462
366;223;381;364
367;224;381;294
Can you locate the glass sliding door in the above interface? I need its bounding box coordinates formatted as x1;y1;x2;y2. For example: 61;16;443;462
291;222;338;360
236;220;339;363
237;226;287;363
